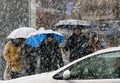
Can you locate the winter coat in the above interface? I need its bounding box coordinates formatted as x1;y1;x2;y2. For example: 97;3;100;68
17;41;38;75
16;43;29;75
3;41;21;72
89;41;103;53
39;40;64;73
64;33;89;62
25;46;38;75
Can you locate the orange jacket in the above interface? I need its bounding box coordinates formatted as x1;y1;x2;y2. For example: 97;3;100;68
3;41;21;72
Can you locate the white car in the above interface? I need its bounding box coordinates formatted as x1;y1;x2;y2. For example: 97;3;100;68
1;47;120;83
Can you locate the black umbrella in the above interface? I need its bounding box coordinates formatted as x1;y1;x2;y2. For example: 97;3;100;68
54;19;91;29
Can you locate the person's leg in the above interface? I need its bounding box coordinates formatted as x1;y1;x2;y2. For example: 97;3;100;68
10;71;20;79
3;65;11;80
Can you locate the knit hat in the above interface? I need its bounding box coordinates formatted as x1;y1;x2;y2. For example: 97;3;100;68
73;26;82;31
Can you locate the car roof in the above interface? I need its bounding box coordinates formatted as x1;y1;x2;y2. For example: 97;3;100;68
92;47;120;55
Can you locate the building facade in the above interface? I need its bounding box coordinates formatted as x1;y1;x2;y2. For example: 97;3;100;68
72;0;120;20
30;0;68;29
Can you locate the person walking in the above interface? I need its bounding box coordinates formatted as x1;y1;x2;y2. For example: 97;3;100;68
38;34;64;73
16;38;36;76
3;39;21;80
88;33;104;53
64;26;89;62
3;38;31;79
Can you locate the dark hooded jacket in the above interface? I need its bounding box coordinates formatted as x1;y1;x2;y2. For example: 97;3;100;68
64;33;89;62
17;41;38;76
39;40;64;73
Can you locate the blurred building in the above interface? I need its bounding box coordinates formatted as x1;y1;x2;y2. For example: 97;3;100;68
30;0;68;29
72;0;120;20
70;0;120;34
69;0;120;47
36;6;64;29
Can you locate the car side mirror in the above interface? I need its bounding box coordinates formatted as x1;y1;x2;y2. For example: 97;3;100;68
63;70;71;79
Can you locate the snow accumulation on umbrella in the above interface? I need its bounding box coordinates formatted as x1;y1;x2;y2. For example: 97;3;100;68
54;19;91;26
26;30;64;47
7;27;37;39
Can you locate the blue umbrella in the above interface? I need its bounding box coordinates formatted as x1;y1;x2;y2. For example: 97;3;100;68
25;30;64;47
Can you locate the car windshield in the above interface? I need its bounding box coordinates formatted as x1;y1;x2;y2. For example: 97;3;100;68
98;52;120;58
68;51;120;79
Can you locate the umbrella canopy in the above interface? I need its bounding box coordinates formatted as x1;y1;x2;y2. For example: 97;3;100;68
25;30;64;47
54;19;91;27
7;27;37;39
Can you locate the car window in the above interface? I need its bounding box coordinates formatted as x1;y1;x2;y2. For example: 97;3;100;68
54;51;120;80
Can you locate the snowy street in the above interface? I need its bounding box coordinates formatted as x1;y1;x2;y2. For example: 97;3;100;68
0;0;120;82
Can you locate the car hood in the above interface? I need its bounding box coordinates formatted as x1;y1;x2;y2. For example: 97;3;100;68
1;72;54;83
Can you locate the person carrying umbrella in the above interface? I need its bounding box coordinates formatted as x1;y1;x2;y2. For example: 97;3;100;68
63;26;89;62
3;27;37;80
38;34;64;73
17;38;38;76
3;38;23;80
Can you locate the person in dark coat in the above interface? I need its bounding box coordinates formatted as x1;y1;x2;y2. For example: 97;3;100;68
17;38;35;76
38;34;64;73
64;26;89;62
17;38;39;76
25;46;38;75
